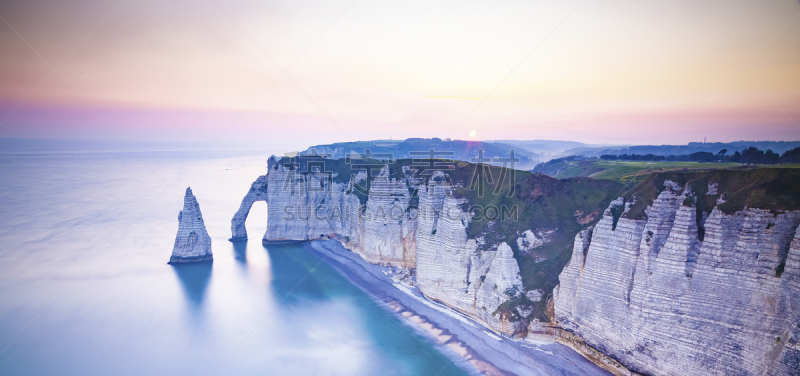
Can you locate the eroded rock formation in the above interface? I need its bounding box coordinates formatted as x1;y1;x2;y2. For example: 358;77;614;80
415;173;525;334
553;180;800;375
230;157;525;333
170;187;213;263
357;166;417;268
231;162;800;374
230;175;268;241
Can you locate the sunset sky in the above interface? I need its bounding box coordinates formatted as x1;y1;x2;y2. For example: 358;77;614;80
1;0;799;149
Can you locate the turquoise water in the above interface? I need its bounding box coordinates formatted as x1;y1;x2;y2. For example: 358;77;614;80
264;244;467;376
0;145;469;375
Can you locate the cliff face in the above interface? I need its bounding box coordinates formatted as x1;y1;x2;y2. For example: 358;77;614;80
554;180;800;375
230;158;525;333
357;166;417;268
261;157;357;243
415;172;525;333
232;161;800;373
170;187;213;263
250;158;415;267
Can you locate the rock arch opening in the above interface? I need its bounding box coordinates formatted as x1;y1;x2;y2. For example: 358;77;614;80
229;174;268;241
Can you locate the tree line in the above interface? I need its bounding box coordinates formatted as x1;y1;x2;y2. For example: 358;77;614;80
600;146;800;165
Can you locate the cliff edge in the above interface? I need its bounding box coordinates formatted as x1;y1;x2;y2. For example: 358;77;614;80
553;169;800;375
230;156;625;335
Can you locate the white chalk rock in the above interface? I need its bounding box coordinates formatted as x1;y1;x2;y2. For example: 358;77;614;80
553;181;800;375
517;230;544;252
170;187;213;263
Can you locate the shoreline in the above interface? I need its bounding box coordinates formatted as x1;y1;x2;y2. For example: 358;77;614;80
305;239;611;376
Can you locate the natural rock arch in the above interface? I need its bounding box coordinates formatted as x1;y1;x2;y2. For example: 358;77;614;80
229;174;268;241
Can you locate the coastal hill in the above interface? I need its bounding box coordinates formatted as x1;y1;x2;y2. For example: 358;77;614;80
552;168;800;375
231;155;800;375
564;140;800;158
230;155;627;333
533;145;800;180
301;138;541;169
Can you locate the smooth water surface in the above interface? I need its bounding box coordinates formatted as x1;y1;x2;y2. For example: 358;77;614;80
0;144;468;375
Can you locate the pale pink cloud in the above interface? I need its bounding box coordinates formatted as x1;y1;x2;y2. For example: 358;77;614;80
1;0;798;144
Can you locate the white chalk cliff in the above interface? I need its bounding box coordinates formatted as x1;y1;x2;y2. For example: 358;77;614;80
232;161;800;374
170;187;213;263
415;173;525;334
553;181;800;375
231;158;524;333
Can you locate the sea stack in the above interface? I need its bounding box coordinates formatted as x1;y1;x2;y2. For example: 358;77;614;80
169;187;213;263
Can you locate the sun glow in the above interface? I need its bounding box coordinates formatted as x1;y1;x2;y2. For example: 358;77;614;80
470;131;476;137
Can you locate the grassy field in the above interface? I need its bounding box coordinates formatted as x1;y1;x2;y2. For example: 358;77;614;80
587;161;740;179
537;159;800;181
619;168;800;222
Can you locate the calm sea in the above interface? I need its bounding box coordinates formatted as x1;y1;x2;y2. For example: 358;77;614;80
0;141;470;376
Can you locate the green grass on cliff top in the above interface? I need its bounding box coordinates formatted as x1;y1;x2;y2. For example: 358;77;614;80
534;158;763;180
621;167;800;220
589;161;740;179
444;163;630;321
